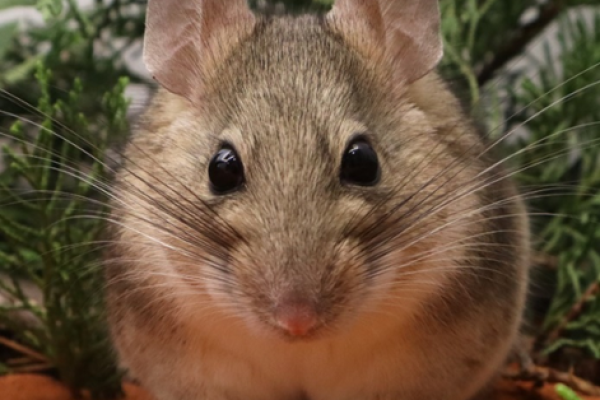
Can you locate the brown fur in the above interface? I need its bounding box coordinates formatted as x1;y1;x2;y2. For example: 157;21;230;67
105;4;529;400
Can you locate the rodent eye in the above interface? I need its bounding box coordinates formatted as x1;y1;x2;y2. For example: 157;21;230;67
340;138;380;186
208;146;245;194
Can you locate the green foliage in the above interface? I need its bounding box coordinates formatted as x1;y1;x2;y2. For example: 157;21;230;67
0;0;144;107
251;0;333;12
0;1;132;396
0;0;599;396
503;10;600;359
0;62;128;398
556;383;584;400
438;0;600;364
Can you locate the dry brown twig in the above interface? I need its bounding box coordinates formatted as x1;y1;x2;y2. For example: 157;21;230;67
0;336;54;373
543;281;600;348
0;335;49;363
533;252;559;270
6;356;36;366
8;363;53;373
504;362;600;396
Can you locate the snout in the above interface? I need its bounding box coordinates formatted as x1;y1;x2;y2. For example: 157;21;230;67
272;293;320;338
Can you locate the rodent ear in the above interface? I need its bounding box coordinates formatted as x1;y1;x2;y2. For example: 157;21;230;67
327;0;443;84
143;0;256;101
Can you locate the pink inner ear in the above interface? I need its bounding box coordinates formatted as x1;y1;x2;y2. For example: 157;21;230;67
381;0;443;84
143;0;256;102
201;0;255;40
328;0;443;85
143;1;202;99
328;0;386;46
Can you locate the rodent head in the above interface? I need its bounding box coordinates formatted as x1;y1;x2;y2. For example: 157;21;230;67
110;0;513;341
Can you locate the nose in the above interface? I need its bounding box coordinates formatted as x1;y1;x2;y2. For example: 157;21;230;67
274;297;318;337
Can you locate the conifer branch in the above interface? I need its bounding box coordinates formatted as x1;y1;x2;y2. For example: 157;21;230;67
477;1;565;85
543;281;600;348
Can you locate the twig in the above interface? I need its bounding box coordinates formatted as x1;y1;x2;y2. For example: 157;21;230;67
0;336;49;363
513;336;535;372
477;1;565;86
9;363;54;373
6;356;36;366
543;281;600;347
533;252;559;270
504;363;600;396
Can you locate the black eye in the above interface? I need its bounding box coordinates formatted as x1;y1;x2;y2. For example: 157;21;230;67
340;138;380;186
208;146;245;194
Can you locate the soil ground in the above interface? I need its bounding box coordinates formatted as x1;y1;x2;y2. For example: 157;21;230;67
1;374;599;400
0;374;152;400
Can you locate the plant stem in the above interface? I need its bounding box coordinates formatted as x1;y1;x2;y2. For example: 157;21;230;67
542;281;600;348
504;362;600;396
0;336;50;363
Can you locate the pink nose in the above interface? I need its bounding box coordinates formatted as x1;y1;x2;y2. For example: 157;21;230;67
274;299;318;337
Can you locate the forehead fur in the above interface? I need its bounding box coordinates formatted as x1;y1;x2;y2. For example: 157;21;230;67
198;15;401;187
206;14;392;130
166;14;407;234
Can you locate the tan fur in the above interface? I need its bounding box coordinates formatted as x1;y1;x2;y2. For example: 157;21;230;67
105;3;530;400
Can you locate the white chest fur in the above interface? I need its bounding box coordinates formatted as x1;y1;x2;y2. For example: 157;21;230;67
120;297;504;400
